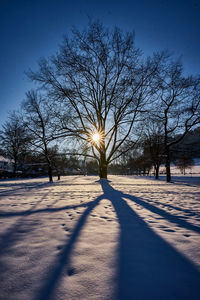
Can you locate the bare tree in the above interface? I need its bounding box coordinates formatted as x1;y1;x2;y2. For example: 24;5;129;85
0;112;29;176
142;120;165;179
174;155;194;175
27;21;161;179
22;91;58;182
153;58;200;182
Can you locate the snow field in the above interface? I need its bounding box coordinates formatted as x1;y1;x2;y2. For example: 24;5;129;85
0;175;200;299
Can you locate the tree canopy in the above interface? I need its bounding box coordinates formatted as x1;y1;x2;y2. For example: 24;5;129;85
27;21;163;178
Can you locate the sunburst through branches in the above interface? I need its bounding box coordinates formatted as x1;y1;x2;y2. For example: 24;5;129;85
88;130;104;148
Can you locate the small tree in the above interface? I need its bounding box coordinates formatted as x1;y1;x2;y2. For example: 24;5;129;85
174;156;194;175
0;112;30;176
22;91;58;182
142;120;165;179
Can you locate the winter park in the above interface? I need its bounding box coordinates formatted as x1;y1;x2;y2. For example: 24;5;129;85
1;1;200;299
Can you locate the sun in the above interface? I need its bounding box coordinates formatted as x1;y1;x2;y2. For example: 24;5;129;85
92;133;101;143
89;130;104;146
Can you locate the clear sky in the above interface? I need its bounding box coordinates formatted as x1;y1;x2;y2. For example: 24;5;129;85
0;0;200;127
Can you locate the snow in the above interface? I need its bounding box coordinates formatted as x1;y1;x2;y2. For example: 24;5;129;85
0;175;200;300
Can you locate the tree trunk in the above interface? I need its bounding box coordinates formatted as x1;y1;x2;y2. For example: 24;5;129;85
183;167;185;176
46;156;53;182
155;165;159;180
48;164;53;182
165;147;171;182
13;160;17;177
44;145;53;182
164;110;171;182
99;152;107;179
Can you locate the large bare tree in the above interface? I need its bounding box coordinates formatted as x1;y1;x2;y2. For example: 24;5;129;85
27;21;161;178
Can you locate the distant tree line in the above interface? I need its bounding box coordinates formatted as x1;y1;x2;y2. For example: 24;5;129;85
109;126;200;177
0;21;200;182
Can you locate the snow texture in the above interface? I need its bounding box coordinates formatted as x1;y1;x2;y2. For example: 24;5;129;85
0;175;200;300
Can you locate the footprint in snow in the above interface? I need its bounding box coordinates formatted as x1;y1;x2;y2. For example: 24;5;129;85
64;227;70;232
67;268;76;276
163;229;175;232
57;245;63;250
184;234;190;237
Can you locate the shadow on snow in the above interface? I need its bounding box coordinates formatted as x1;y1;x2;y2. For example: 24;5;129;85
0;180;200;299
35;180;200;300
102;181;200;300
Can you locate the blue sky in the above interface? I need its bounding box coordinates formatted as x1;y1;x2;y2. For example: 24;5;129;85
0;0;200;127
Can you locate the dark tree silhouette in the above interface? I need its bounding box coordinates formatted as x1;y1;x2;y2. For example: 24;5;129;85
174;155;194;175
142;120;165;179
153;57;200;182
21;91;58;182
27;21;162;179
0;112;29;176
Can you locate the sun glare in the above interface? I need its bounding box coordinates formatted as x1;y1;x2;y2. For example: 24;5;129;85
92;133;100;143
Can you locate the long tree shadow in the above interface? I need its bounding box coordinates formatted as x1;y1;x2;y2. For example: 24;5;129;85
37;193;104;300
146;198;200;219
0;191;52;291
170;176;200;187
123;192;200;234
0;180;55;197
0;190;103;300
0;201;92;218
36;180;200;300
0;191;50;255
101;181;200;300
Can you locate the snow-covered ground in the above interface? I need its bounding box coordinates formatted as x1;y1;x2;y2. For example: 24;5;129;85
0;175;200;300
